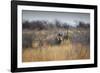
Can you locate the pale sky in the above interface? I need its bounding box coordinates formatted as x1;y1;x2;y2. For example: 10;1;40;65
22;10;90;26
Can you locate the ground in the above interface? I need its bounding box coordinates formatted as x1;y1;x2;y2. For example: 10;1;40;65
22;28;90;62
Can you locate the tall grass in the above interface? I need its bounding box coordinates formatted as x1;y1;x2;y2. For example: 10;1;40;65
22;29;90;62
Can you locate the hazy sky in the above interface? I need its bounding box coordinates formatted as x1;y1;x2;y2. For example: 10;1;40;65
22;10;90;26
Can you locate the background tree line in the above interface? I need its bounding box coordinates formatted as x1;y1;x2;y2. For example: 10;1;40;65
22;20;90;30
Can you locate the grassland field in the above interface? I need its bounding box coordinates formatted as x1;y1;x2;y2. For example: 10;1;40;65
22;28;90;62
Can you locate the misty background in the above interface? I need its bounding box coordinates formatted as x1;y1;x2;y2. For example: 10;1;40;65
22;10;90;27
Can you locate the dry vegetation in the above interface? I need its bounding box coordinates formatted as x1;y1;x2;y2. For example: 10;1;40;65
22;26;90;62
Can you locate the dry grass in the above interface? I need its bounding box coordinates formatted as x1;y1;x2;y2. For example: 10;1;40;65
22;38;90;62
